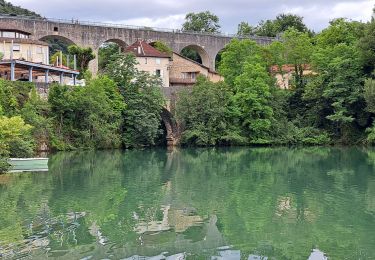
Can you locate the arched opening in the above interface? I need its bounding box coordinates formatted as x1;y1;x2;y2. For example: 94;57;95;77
215;48;226;72
180;45;210;68
160;108;179;146
39;35;76;65
98;39;128;72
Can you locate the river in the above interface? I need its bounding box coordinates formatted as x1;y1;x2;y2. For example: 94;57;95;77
0;147;374;259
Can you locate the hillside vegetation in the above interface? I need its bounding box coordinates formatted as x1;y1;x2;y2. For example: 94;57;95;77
0;0;41;17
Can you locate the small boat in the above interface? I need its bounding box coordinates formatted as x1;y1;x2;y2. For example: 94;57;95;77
7;158;49;173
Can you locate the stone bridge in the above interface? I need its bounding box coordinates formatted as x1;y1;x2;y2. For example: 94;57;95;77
0;15;275;74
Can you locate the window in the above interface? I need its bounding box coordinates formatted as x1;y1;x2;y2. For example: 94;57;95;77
3;31;15;38
155;58;161;65
145;58;148;64
156;69;161;77
53;27;59;32
36;46;43;54
12;44;20;52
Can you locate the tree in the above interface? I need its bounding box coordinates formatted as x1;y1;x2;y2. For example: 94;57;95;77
256;19;278;37
106;53;165;148
305;19;366;141
48;76;125;150
233;55;274;143
255;13;310;37
364;78;375;113
282;28;313;89
176;76;244;146
182;11;221;33
237;22;256;36
274;14;310;35
98;42;120;72
150;41;172;55
0;115;34;173
219;39;260;86
50;51;67;66
358;19;375;74
68;45;96;75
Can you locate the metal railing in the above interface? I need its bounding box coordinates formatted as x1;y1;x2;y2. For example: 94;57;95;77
0;14;277;41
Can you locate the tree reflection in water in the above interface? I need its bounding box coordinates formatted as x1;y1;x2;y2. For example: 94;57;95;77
0;147;374;259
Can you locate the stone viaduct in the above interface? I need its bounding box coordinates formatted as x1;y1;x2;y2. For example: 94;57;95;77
0;15;275;74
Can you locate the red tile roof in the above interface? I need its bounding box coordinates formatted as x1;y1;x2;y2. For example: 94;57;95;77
125;40;170;58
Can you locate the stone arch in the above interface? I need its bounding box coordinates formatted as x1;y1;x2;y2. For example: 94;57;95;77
161;108;179;146
214;47;227;71
101;38;128;52
39;35;76;47
179;44;210;68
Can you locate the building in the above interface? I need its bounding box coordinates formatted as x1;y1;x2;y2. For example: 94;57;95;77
125;40;171;88
0;26;79;85
0;27;49;63
169;52;223;87
270;64;315;89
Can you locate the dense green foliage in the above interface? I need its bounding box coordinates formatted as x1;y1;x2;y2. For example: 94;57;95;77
0;52;167;172
150;41;173;55
238;13;312;37
182;11;221;33
68;45;96;75
106;53;165;148
98;42;120;72
0;0;41;18
178;17;374;146
176;77;244;146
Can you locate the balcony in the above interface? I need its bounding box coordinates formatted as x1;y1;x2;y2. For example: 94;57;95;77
169;77;196;85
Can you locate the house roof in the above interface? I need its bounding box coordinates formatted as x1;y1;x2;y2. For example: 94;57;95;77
125;40;170;58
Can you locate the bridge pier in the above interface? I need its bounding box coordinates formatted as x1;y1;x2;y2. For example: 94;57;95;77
88;47;99;76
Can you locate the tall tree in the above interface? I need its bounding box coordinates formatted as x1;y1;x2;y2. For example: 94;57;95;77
255;13;310;37
106;53;165;148
98;42;121;72
233;55;274;143
358;19;375;74
182;11;221;33
282;28;313;89
237;22;256;36
176;77;244;146
219;39;260;86
68;45;96;74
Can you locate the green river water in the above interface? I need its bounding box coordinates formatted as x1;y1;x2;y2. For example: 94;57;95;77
0;147;375;259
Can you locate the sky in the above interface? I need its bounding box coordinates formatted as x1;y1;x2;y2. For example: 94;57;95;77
10;0;375;33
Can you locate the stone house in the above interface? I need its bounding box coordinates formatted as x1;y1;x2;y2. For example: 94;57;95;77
270;64;315;89
0;26;79;84
0;27;49;64
169;52;223;87
124;40;171;88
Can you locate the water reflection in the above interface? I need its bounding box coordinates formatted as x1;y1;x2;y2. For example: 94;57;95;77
0;147;375;259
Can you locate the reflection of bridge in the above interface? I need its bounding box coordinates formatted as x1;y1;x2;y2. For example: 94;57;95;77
0;16;276;74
